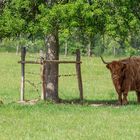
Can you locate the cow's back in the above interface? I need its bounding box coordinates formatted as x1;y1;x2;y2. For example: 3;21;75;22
124;57;140;91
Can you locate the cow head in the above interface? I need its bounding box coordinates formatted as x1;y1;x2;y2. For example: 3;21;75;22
100;56;127;77
106;61;126;77
100;56;127;92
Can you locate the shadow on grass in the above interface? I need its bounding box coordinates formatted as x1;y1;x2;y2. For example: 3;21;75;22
2;98;139;107
59;98;139;106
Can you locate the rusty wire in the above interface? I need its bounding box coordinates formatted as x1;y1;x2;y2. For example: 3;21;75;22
25;79;41;97
26;72;40;75
26;71;76;77
58;74;76;77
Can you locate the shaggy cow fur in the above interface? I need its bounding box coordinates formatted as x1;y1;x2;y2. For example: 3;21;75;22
101;56;140;105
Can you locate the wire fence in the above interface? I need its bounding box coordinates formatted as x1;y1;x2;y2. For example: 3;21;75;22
18;47;83;102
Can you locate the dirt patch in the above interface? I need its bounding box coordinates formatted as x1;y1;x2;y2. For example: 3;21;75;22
90;103;121;108
17;99;39;105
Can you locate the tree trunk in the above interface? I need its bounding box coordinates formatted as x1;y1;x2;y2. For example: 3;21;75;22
87;42;92;57
113;46;116;56
87;35;94;57
45;30;59;102
131;33;137;49
16;45;19;55
64;40;68;57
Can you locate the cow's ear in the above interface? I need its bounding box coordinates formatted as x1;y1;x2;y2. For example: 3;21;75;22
106;64;110;69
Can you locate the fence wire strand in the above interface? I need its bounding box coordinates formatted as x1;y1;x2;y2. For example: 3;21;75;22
25;79;40;97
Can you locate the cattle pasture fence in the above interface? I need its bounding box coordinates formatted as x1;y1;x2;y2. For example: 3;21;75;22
18;47;83;102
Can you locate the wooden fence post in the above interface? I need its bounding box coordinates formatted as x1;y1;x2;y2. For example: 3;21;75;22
20;47;26;101
76;49;83;100
40;50;46;100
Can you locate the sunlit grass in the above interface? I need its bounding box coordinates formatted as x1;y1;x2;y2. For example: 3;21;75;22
0;53;140;140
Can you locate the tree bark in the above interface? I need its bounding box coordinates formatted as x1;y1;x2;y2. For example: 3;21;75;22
16;45;19;55
45;30;59;102
113;46;116;56
64;40;68;56
87;35;94;57
87;42;92;57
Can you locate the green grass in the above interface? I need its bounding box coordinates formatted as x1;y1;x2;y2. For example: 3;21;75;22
0;53;140;140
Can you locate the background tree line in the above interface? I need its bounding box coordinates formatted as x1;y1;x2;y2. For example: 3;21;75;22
0;0;140;56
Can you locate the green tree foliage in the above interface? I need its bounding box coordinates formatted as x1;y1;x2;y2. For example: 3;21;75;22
0;0;140;55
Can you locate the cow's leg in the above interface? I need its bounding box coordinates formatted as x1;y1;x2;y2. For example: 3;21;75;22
117;92;122;105
122;80;130;105
114;84;122;105
136;92;140;103
122;92;128;105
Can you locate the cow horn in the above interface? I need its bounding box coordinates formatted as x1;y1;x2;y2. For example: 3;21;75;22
100;56;110;64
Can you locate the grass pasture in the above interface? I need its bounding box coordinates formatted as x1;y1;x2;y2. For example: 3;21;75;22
0;53;140;140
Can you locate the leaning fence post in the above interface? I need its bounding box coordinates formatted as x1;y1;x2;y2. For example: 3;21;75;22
76;49;83;100
20;47;26;101
40;50;46;100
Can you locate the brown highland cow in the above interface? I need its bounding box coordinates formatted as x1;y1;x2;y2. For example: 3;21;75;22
101;56;140;105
